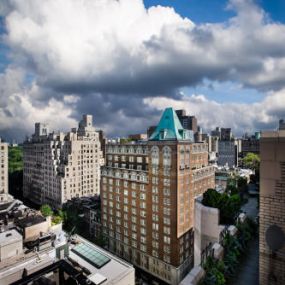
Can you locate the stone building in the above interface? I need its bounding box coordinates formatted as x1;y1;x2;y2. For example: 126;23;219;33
101;108;215;285
23;115;103;209
259;129;285;285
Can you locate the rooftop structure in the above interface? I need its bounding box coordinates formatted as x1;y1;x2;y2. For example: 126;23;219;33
0;197;134;285
149;108;194;141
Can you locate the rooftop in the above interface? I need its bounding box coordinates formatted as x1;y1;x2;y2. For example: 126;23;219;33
69;235;135;284
149;107;194;141
0;230;22;247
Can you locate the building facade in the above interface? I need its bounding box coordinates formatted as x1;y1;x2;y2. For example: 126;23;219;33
259;129;285;285
0;139;8;202
175;110;198;134
101;108;215;285
217;140;238;168
23;115;103;209
241;133;260;157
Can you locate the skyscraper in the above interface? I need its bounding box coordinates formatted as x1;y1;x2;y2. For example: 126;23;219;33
23;115;103;209
101;108;215;284
175;109;198;133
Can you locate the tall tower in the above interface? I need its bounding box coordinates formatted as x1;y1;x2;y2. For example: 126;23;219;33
101;108;215;284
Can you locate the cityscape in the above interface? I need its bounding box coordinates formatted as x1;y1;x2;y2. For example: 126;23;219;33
0;0;285;285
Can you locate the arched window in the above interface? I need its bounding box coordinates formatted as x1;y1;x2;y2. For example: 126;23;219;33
163;146;172;166
151;146;159;166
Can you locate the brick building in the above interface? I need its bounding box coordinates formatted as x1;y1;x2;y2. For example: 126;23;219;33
259;129;285;285
101;108;215;284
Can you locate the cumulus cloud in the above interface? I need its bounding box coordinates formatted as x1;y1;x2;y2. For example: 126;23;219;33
144;88;285;135
0;67;77;141
0;0;284;140
2;0;285;95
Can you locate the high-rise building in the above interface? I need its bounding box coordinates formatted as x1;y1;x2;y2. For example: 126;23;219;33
221;128;232;141
217;140;238;168
175;109;198;133
259;128;285;285
23;115;103;209
0;139;8;202
101;108;215;285
241;133;260;157
211;127;221;139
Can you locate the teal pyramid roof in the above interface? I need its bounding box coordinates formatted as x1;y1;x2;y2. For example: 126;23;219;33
149;108;194;141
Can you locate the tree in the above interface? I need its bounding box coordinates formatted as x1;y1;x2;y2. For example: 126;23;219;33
242;153;260;170
40;204;53;217
202;189;241;224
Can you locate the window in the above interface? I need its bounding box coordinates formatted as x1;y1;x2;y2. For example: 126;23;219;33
141;227;147;235
164;236;170;244
163;146;171;166
152;204;158;212
152;223;159;231
140;193;146;200
163;188;170;196
151;146;159;165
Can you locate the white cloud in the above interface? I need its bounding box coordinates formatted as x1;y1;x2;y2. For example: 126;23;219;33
0;67;77;140
0;0;284;140
2;0;285;94
144;89;285;135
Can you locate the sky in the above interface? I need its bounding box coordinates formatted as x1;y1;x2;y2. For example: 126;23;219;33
0;0;285;142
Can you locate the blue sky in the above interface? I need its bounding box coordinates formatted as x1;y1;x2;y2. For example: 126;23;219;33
144;0;285;23
143;0;285;105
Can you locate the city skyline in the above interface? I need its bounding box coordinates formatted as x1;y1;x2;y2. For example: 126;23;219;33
0;0;284;141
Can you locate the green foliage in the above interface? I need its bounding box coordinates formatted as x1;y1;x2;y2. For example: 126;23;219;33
201;217;258;284
119;138;133;144
242;153;260;170
40;204;53;217
8;146;23;173
52;215;62;225
226;184;238;195
202;189;242;224
201;257;225;285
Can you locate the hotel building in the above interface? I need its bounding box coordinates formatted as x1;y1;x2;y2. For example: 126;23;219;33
101;108;215;284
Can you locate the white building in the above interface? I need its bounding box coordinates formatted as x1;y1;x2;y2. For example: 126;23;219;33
23;115;103;209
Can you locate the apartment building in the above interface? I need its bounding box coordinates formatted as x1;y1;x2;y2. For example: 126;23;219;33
101;108;215;285
0;139;8;202
23;115;103;209
259;129;285;285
